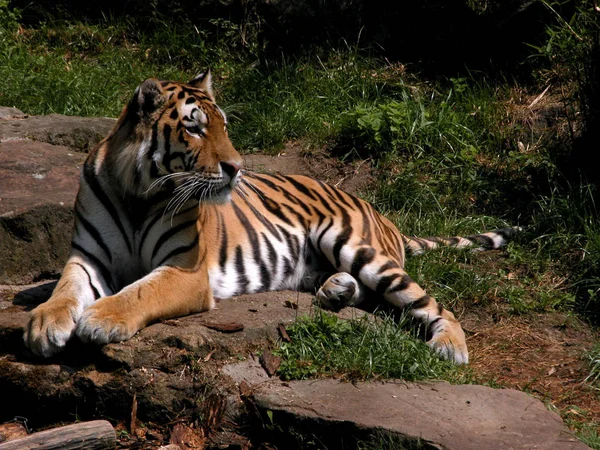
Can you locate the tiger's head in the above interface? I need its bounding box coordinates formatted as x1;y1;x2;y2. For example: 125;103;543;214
107;71;243;204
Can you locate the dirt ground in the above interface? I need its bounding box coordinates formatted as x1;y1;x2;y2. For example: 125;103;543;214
466;310;600;428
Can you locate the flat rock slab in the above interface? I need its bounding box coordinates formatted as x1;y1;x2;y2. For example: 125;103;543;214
0;140;85;284
0;112;116;152
250;379;589;450
0;281;356;432
0;140;84;216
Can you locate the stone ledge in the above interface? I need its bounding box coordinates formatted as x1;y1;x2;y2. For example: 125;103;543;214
248;379;589;450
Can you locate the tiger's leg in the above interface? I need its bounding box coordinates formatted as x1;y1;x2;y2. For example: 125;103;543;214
75;264;214;345
25;256;112;357
376;268;468;364
320;242;468;363
315;272;366;311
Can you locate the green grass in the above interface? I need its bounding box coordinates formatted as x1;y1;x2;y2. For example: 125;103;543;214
576;425;600;450
275;309;462;382
585;342;600;386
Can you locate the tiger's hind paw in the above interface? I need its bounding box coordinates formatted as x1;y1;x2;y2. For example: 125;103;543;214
314;272;364;311
427;320;469;365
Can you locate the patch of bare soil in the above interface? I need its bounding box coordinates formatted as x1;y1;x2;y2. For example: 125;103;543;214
464;309;600;427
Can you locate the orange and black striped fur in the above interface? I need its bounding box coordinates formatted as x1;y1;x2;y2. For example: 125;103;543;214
24;73;517;363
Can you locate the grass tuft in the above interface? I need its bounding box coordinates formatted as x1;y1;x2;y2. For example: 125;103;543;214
275;309;461;382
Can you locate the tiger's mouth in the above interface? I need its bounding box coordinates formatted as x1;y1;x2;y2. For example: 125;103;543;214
188;171;241;204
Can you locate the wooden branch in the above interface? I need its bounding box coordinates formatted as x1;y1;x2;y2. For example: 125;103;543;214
0;420;116;450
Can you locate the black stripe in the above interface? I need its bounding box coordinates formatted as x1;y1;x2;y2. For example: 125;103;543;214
354;199;373;245
151;219;197;261
234;245;250;293
71;262;101;300
161;124;173;171
277;226;299;261
282;203;309;229
232;203;271;290
218;213;229;271
237;193;283;241
378;260;399;274
139;204;197;252
316;219;334;252
312;205;326;223
366;205;384;245
139;212;163;252
83;158;132;254
332;209;352;269
388;274;412;293
71;241;113;291
147;121;159;161
246;173;282;192
283;257;295;278
284;176;317;200
262;232;278;277
350;247;376;279
376;273;400;295
281;189;312;215
310;188;336;216
156;233;199;267
467;234;495;248
317;180;354;209
290;234;301;262
410;295;432;310
255;195;294;226
75;209;113;263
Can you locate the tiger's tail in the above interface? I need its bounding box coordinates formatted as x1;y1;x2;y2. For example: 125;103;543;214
403;226;521;256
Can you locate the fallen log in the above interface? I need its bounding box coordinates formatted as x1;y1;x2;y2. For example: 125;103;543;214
0;420;116;450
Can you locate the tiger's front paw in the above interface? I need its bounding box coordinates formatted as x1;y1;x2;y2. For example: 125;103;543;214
427;320;469;365
24;298;81;357
75;297;138;345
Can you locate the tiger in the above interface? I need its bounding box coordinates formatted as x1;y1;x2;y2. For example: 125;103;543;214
23;71;517;364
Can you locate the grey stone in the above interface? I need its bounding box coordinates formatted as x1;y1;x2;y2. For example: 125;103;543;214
222;358;270;386
0;107;26;120
251;379;589;450
0;113;116;152
0;140;84;284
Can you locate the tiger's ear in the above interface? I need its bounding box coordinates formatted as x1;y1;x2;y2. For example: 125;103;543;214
131;78;165;122
189;69;215;101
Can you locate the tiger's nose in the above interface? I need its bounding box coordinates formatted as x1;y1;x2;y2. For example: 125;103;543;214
220;161;241;178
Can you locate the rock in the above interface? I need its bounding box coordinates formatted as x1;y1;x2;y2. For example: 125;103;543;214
0;107;26;120
0;113;116;152
250;379;589;450
0;140;84;284
0;281;348;430
221;358;269;386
